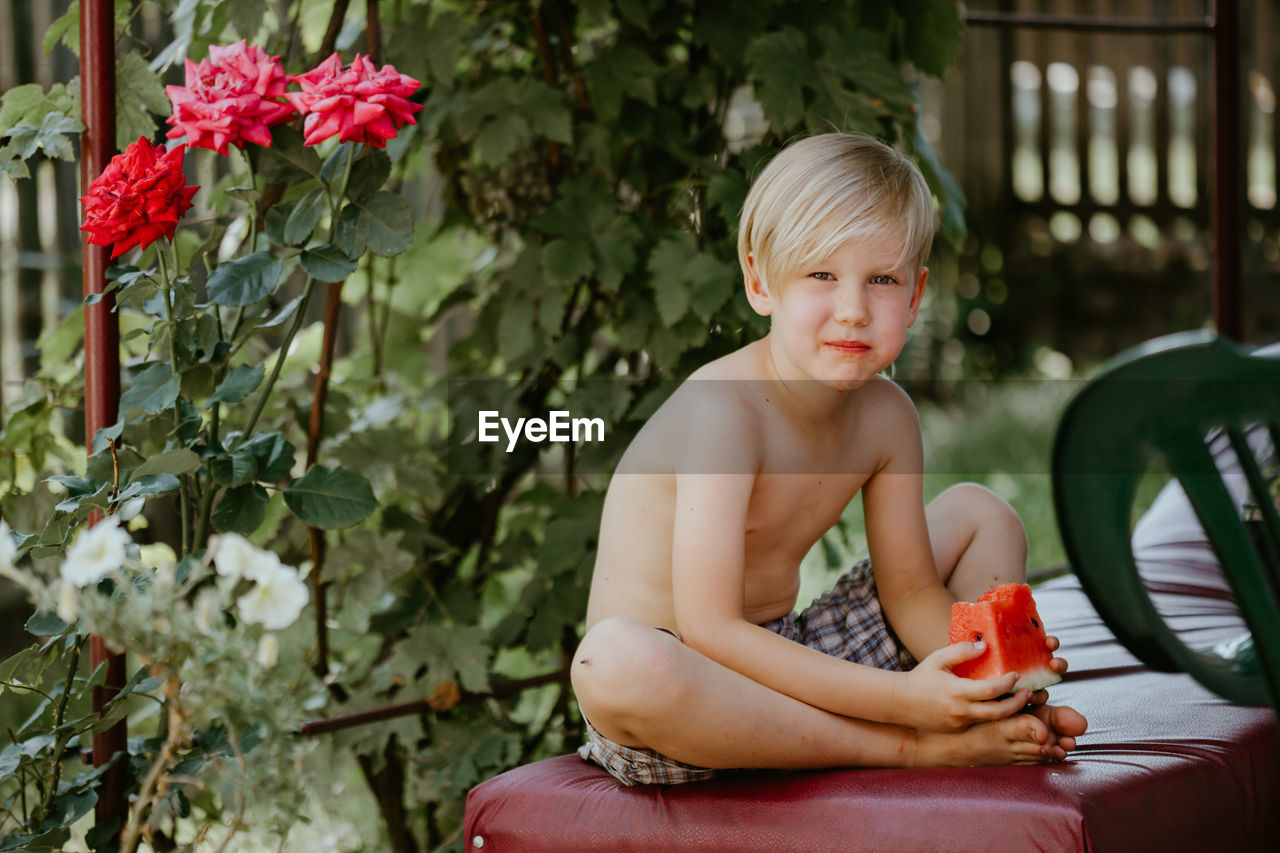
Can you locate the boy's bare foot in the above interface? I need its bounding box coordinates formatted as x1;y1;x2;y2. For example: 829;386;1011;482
918;714;1054;767
1023;703;1089;761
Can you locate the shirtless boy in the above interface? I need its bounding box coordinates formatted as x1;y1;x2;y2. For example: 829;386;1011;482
570;132;1088;786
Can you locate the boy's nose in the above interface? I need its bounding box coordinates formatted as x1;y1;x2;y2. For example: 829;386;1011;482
833;287;871;325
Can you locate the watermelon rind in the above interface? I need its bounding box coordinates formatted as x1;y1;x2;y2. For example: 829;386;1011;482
1011;668;1062;693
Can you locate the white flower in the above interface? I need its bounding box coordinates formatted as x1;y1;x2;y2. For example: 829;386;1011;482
255;633;279;669
194;591;219;636
61;517;131;588
0;519;16;571
208;532;280;582
236;561;309;630
56;580;79;623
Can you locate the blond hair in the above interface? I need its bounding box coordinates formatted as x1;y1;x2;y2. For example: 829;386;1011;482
737;133;935;293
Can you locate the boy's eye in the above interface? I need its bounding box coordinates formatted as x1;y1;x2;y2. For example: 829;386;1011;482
809;272;834;281
871;274;898;285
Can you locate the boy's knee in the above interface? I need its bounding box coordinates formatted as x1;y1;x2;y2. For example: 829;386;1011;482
941;483;1027;552
571;617;683;716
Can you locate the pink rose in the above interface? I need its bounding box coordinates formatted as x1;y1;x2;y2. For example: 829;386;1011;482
284;54;423;148
165;40;296;155
80;137;198;259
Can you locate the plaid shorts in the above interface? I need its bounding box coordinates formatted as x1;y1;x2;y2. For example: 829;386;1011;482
578;557;916;786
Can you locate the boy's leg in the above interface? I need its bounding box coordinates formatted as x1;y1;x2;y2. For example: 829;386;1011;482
925;483;1028;601
571;616;1056;770
924;483;1088;750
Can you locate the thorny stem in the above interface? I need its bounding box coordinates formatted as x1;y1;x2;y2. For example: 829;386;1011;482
241;142;358;444
41;636;84;823
156;244;192;556
303;141;361;683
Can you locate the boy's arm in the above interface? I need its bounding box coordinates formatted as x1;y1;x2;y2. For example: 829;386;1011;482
670;401;1022;731
860;388;955;660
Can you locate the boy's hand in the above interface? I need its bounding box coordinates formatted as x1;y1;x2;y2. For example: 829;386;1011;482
1022;634;1070;707
900;641;1033;732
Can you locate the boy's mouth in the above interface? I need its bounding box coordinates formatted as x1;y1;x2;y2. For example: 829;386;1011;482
826;340;871;354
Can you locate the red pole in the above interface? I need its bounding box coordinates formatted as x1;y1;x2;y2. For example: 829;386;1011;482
78;0;128;827
1210;0;1244;341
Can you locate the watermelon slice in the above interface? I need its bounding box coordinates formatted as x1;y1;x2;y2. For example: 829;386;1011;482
948;583;1062;692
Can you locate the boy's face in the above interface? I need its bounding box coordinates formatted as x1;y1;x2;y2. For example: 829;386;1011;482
745;236;927;391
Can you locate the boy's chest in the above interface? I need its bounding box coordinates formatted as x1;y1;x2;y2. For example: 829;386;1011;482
744;473;866;551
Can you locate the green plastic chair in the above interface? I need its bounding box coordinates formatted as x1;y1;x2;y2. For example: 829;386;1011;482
1053;330;1280;709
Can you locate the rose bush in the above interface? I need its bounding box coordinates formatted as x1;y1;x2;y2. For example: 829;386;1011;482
1;30;422;852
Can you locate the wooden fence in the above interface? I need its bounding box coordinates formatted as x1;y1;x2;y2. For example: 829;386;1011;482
927;0;1279;359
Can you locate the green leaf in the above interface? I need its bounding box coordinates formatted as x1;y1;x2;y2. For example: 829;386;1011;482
284;465;378;529
0;84;48;136
321;142;355;184
256;125;322;183
497;300;535;363
25;612;67;637
584;43;662;121
115;52;170;152
541;238;593;285
225;0;266;40
301;244;358;282
211;484;269;535
335;204;365;258
243;432;296;482
284;187;326;245
115;473;180;502
647;233;696;327
207;364;264;406
899;1;964;78
119;362;181;415
474;111;529;166
206;251;283;306
0;646;34;684
0;146;30;180
209;447;259;487
133;448;201;478
353;192;414;257
44;2;80;57
458;78;571;165
345;150;391;202
745;27;811;129
424;11;469;88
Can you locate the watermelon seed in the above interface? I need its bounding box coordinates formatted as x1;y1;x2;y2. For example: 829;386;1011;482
1031;618;1040;628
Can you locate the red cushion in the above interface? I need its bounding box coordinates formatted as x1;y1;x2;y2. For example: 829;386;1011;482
465;562;1279;851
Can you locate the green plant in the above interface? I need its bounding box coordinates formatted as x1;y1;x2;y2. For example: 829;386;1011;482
0;1;968;849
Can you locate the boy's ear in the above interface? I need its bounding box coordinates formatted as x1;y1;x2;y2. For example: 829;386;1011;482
906;266;929;327
743;253;772;317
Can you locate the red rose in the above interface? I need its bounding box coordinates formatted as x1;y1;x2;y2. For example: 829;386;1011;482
165;40;296;155
284;54;423;148
79;137;199;259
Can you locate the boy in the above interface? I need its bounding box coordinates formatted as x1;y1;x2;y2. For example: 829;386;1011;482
571;133;1088;786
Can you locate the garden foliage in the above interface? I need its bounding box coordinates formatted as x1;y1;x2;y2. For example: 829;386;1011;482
0;1;966;850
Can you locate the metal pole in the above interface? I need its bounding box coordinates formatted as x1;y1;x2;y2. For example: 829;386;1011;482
78;0;128;827
1210;0;1244;341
